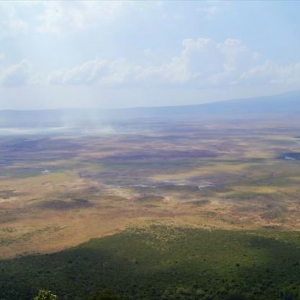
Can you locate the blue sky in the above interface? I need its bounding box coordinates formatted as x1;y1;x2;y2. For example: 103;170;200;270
1;1;300;109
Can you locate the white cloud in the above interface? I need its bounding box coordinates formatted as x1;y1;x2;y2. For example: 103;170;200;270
48;58;131;86
47;38;260;88
240;60;300;87
46;37;300;92
136;38;260;87
135;56;190;85
0;1;130;37
0;60;32;87
0;3;28;39
36;1;130;34
35;1;168;35
0;37;298;93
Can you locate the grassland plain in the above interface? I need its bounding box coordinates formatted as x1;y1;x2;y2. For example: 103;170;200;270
1;116;300;299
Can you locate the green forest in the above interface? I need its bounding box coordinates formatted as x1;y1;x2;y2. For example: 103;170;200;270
2;226;300;300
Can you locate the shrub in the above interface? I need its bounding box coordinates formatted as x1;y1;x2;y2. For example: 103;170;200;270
34;289;58;300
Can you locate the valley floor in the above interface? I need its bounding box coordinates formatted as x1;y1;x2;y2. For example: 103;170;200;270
1;115;300;299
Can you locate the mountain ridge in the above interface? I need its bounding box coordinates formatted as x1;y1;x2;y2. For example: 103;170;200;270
1;90;300;127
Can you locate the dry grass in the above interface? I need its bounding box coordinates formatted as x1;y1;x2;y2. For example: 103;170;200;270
1;117;300;258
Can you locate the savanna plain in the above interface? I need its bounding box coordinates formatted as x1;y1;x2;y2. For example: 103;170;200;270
1;115;300;300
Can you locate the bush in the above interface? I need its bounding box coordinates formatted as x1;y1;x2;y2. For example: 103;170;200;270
34;289;58;300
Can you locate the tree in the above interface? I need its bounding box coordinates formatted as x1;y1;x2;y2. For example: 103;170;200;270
34;289;58;300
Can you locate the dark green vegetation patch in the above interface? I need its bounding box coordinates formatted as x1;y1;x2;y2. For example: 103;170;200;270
1;226;300;300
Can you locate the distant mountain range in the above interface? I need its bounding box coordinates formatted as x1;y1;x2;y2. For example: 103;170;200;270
1;90;300;128
120;90;300;117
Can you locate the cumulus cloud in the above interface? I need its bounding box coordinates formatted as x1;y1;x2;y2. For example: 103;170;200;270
48;38;262;88
135;38;261;87
0;60;32;87
48;59;131;86
3;37;299;92
240;60;300;87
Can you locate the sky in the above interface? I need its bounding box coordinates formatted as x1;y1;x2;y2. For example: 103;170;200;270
1;0;300;110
